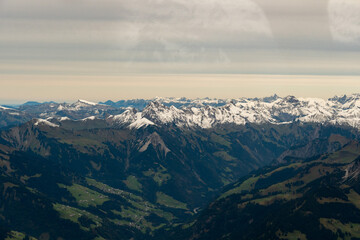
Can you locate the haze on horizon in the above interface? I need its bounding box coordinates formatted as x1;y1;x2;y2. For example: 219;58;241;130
1;0;360;103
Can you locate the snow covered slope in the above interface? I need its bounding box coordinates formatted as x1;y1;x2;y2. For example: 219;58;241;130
107;94;360;129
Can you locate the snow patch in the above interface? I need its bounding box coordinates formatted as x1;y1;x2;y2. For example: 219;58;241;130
78;99;97;105
81;116;96;121
129;117;155;129
8;112;20;116
59;117;70;121
0;106;11;110
34;119;59;128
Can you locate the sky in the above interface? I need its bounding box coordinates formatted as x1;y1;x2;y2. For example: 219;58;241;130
1;0;360;103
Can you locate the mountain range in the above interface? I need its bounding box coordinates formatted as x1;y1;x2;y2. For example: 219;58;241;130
1;95;360;239
3;94;360;130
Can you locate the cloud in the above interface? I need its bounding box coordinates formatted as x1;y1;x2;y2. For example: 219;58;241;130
0;0;272;62
0;0;359;77
329;0;360;44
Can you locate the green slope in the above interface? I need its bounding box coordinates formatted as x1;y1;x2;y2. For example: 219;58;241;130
172;142;360;240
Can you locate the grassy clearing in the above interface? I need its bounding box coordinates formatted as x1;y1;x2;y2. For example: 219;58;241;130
325;142;360;164
124;176;142;192
261;181;290;195
152;209;175;222
20;173;41;183
277;230;307;240
220;161;335;203
347;189;360;209
210;134;231;148
219;176;259;199
113;207;146;222
126;198;175;222
85;178;176;232
326;151;359;164
298;164;333;185
58;137;107;155
317;197;348;205
86;178;175;221
156;192;188;210
143;166;171;186
320;218;360;239
251;193;302;206
265;163;302;177
93;237;106;240
262;164;330;196
58;183;109;207
5;231;37;240
109;218;132;227
86;178;142;201
213;151;236;161
111;207;166;233
53;203;102;230
87;178;176;232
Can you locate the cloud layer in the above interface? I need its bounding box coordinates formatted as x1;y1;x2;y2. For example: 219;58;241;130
0;0;360;101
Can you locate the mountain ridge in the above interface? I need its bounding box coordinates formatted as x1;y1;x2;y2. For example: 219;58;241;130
4;94;360;130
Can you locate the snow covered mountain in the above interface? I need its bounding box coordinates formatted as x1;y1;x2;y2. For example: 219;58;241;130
17;99;125;121
0;105;32;128
5;94;360;130
100;97;232;109
106;94;360;129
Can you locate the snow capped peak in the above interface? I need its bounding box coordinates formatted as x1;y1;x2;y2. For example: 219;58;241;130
34;119;59;128
0;106;11;110
145;100;166;110
61;99;112;113
153;96;166;101
59;117;70;121
105;94;360;130
329;94;360;104
329;94;349;103
109;108;138;122
77;99;97;106
21;94;360;131
262;94;280;103
281;95;300;104
81;116;96;121
129;117;155;129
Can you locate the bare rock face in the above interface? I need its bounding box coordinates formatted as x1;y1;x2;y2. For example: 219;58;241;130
344;155;360;181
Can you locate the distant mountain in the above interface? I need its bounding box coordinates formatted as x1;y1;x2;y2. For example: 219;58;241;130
0;106;32;129
5;94;360;129
105;94;360;129
99;97;230;110
169;141;360;240
12;100;125;125
20;101;41;106
21;101;57;106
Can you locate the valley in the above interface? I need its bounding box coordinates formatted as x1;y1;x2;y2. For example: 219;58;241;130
1;96;360;239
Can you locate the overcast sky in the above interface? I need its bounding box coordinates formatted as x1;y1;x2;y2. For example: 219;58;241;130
1;0;360;103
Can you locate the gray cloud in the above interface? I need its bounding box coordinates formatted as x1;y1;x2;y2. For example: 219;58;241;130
0;0;359;76
329;0;360;43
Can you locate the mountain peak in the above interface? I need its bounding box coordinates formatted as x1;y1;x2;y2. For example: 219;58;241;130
262;94;280;103
282;95;299;104
329;94;360;104
144;100;166;110
34;118;59;128
0;105;11;110
77;99;97;106
129;117;155;129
